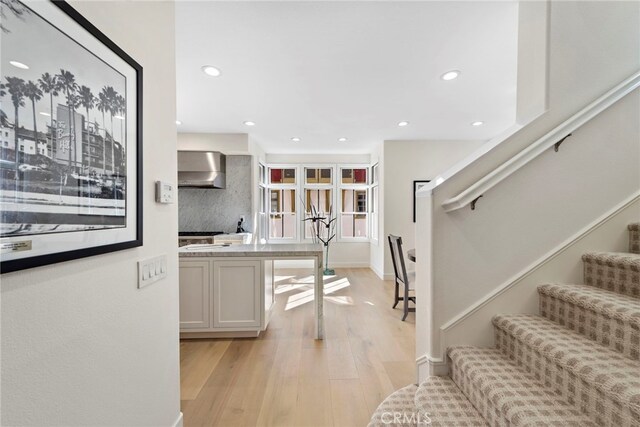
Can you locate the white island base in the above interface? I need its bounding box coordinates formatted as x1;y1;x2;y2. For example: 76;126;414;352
178;244;324;340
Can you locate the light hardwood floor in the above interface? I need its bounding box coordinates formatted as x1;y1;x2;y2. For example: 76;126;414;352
180;268;416;427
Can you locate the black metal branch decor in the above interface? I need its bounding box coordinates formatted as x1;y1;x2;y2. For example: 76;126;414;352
303;202;337;275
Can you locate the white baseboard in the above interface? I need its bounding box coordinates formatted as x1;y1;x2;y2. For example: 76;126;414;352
416;354;448;383
172;412;183;427
370;263;384;279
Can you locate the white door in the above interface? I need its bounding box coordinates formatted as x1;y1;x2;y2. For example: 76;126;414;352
179;260;211;329
212;260;261;328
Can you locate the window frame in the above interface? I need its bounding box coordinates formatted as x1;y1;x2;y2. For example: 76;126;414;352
369;162;380;244
263;163;371;244
301;164;336;242
266;164;300;242
337;164;370;242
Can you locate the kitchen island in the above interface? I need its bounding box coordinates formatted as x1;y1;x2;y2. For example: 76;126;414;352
178;243;324;339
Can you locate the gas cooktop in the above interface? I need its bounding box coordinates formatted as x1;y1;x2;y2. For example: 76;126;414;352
178;231;225;237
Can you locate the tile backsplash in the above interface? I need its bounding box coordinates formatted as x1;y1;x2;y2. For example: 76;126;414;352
178;155;252;233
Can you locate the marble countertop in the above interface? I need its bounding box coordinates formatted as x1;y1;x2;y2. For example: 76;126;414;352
179;243;324;258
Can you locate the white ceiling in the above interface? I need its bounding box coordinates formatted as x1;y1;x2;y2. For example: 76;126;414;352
175;1;519;154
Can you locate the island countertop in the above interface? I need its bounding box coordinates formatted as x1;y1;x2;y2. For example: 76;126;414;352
179;243;324;258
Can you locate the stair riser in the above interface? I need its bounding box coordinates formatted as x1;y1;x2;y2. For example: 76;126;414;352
583;259;640;299
449;362;509;427
631;228;640;254
539;293;640;361
494;327;639;427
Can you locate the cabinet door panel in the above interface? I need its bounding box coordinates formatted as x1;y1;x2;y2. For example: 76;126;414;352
179;260;211;329
213;260;261;328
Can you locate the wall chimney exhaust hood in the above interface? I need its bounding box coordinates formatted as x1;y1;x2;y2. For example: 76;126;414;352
178;151;226;188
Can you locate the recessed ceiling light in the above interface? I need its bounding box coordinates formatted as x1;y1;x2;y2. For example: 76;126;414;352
338;137;347;142
291;137;301;142
175;120;182;125
39;112;51;117
243;121;255;126
397;121;409;127
201;65;221;77
441;70;460;81
9;60;29;70
471;121;484;126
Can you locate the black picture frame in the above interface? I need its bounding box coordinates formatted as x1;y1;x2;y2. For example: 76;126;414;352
0;0;143;274
413;180;431;223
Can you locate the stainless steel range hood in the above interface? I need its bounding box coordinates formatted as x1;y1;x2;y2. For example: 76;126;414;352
178;151;226;188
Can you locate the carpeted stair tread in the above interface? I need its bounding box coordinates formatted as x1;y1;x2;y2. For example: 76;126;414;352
493;313;640;424
538;283;640;323
368;383;419;427
538;283;640;360
414;376;488;426
630;223;640;254
582;251;640;299
448;346;597;426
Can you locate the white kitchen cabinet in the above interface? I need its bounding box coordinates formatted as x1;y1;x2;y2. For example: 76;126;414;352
179;257;275;338
212;260;261;328
178;259;211;329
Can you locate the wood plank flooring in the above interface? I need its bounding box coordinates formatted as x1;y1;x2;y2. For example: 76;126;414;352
180;268;416;427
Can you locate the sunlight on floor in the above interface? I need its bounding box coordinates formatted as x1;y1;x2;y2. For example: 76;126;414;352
274;283;311;295
325;295;354;305
284;276;352;311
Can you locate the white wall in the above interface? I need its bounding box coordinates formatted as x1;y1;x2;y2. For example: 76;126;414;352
265;153;370;165
371;140;484;279
1;2;181;426
417;0;640;370
177;132;249;154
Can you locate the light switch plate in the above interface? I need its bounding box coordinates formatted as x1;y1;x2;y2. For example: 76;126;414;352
138;254;168;288
155;181;174;204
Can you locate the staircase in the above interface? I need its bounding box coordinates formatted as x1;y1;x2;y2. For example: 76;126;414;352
369;222;640;427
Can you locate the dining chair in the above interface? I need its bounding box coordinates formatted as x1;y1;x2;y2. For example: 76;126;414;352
387;234;415;321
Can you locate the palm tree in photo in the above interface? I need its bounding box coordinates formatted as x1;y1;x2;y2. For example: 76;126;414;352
97;91;109;174
56;69;78;170
38;72;59;159
68;92;80;172
5;77;25;180
24;81;43;158
78;86;95;167
78;85;96;198
115;93;125;175
100;86;118;174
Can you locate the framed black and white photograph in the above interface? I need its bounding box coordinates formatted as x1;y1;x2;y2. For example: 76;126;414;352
0;0;142;273
413;180;430;223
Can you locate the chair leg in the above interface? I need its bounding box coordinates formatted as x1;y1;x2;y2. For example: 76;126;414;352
402;286;409;321
392;279;400;308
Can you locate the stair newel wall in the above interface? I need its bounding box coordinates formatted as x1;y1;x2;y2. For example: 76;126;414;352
415;187;442;380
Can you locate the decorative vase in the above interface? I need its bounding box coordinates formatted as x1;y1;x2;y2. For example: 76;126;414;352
323;242;335;276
